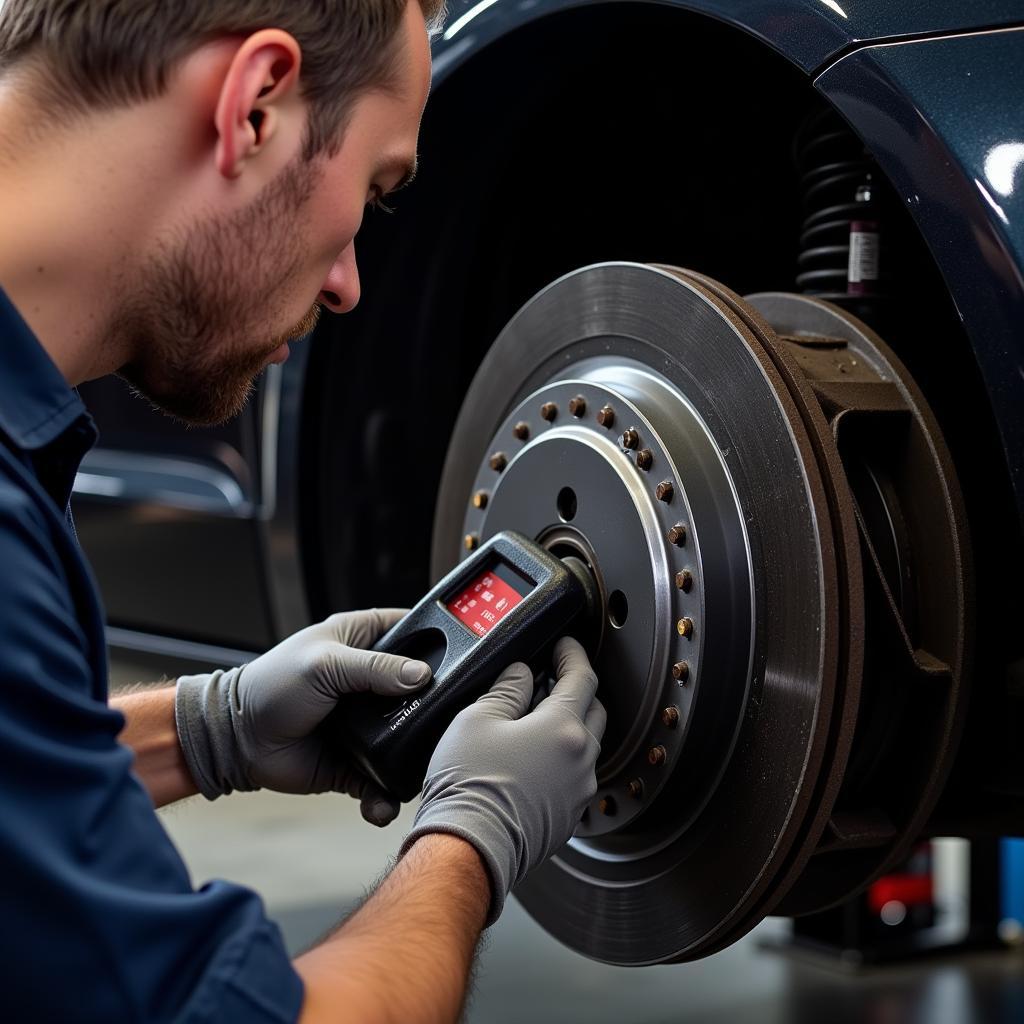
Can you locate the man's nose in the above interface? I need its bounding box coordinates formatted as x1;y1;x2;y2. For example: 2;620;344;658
319;244;361;313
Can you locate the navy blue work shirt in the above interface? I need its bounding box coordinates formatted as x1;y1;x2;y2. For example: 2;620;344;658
0;288;304;1021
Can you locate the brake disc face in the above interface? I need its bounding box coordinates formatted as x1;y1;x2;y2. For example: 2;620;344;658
431;263;967;964
464;369;750;839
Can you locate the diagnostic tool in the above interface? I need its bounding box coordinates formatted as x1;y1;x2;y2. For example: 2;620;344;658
331;531;598;801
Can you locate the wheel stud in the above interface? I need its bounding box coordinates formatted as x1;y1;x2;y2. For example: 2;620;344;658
599;796;617;816
540;402;558;422
627;779;644;800
569;395;587;417
648;745;667;767
489;451;508;472
675;570;692;592
472;490;489;510
656;480;674;503
465;534;479;551
622;428;640;450
597;405;616;428
672;661;690;682
636;449;653;471
677;617;694;639
668;524;687;547
661;706;680;728
513;421;530;441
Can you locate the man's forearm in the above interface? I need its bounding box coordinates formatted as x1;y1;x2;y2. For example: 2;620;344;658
296;833;490;1024
111;686;199;807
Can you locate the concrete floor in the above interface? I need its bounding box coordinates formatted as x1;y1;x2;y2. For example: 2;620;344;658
115;658;1024;1023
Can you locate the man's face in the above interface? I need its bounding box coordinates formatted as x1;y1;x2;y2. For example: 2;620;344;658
118;4;432;426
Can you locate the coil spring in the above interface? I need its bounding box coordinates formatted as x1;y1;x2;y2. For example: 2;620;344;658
794;108;877;301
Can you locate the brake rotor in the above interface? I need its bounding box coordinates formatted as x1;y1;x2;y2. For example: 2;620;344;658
431;263;969;964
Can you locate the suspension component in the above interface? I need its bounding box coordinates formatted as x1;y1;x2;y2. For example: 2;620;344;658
794;108;883;315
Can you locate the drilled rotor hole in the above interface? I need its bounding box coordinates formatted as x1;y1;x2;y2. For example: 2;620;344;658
608;590;628;629
556;487;578;523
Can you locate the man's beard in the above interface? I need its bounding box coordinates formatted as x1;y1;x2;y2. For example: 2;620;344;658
116;155;325;426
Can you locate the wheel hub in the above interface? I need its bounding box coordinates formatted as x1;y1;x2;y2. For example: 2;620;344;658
462;372;751;837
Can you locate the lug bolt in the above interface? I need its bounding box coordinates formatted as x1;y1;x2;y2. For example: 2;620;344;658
672;661;690;683
599;796;617;816
597;405;616;428
489;451;508;472
675;570;693;592
513;421;530;441
569;395;588;417
677;617;694;639
636;448;653;471
661;706;680;729
472;490;489;510
627;779;644;800
622;428;640;450
656;480;674;503
648;744;667;767
668;524;687;547
540;402;558;422
465;534;479;551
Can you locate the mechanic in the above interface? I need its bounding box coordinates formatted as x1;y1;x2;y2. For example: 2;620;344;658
0;1;606;1021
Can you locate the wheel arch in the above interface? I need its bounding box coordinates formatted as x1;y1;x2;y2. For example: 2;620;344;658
295;4;1022;672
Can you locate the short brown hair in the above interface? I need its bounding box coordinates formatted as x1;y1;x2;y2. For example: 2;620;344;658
0;0;445;157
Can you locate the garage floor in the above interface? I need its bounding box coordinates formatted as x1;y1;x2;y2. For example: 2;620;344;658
117;661;1024;1023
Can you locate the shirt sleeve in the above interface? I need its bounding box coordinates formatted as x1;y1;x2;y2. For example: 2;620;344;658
0;481;304;1023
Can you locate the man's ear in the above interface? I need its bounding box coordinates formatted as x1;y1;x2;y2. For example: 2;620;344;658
214;29;302;180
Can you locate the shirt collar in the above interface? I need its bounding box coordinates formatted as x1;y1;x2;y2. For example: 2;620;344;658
0;286;88;450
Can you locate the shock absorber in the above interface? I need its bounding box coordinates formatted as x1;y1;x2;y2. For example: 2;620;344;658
794;107;882;320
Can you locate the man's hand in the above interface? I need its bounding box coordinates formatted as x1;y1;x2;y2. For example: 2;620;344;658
174;609;431;824
401;635;606;924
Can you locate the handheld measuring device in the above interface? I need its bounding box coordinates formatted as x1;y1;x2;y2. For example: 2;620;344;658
331;531;599;801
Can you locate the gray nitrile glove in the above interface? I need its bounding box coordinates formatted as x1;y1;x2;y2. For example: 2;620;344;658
174;609;431;825
400;636;606;925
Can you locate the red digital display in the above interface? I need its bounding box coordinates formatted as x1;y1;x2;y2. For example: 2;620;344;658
446;569;525;638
